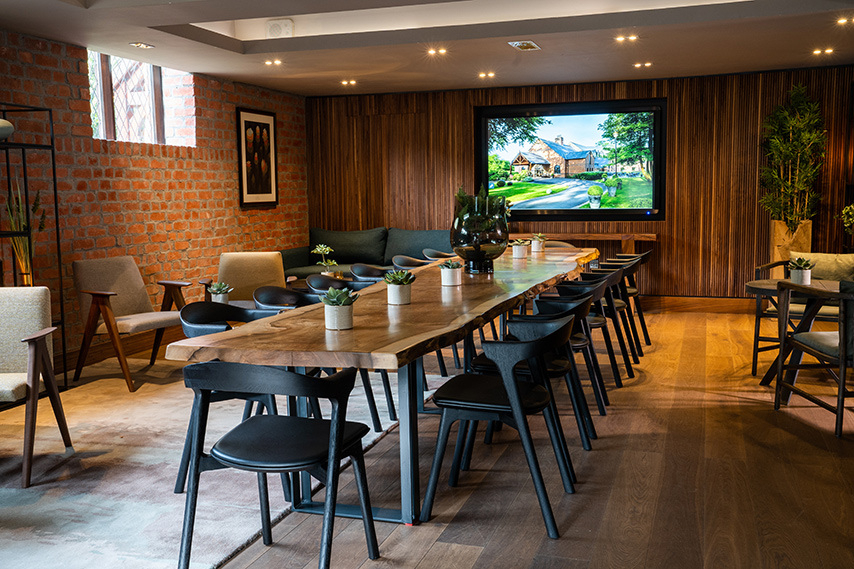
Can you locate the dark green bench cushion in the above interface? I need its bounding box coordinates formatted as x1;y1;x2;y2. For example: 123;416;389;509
384;228;452;265
310;227;388;266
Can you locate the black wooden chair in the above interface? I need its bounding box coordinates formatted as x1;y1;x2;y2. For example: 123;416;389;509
555;276;626;386
596;258;644;358
775;280;854;437
419;316;577;538
305;274;397;428
350;263;389;282
422;248;455;260
174;301;281;493
580;269;636;378
178;363;379;569
613;250;653;346
253;285;320;310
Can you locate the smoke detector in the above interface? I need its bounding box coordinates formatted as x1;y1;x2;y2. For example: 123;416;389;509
266;18;294;39
508;40;541;51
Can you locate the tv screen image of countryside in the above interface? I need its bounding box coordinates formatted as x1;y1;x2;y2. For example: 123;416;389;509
486;112;655;211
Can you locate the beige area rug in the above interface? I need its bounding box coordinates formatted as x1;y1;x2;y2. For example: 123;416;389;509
0;357;417;569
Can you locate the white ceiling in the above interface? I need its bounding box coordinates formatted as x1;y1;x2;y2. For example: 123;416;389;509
2;0;853;97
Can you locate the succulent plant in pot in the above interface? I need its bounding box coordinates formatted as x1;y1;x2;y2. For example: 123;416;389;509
320;287;359;329
788;257;816;286
531;233;548;252
511;238;530;258
207;282;233;304
439;260;463;286
384;270;416;305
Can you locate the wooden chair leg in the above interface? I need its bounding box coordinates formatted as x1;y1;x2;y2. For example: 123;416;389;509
22;348;42;488
98;302;136;392
73;302;102;383
39;344;72;449
150;327;166;365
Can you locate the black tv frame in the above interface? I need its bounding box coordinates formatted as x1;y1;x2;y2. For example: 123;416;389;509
474;98;667;222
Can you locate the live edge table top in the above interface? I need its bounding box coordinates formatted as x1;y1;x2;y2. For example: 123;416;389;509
165;247;599;371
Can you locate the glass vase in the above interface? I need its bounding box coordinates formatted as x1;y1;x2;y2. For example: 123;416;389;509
451;193;509;274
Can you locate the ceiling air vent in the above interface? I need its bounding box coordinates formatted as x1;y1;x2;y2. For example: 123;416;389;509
266;18;294;39
508;40;541;51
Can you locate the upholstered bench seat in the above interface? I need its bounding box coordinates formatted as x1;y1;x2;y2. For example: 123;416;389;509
0;373;39;401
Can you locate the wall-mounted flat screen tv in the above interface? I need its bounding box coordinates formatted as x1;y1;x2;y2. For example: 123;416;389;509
475;98;667;222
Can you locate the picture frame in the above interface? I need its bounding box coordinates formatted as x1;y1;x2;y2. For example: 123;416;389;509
236;108;277;206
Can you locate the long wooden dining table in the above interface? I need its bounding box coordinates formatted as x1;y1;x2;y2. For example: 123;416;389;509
165;247;599;525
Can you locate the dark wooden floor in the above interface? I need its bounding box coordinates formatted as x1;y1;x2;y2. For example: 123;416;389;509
223;311;854;569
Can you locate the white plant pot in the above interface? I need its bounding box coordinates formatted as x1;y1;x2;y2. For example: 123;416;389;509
790;269;811;286
531;240;545;253
512;245;528;258
324;304;353;330
440;267;462;286
0;119;13;141
588;195;602;209
211;293;229;304
387;283;411;305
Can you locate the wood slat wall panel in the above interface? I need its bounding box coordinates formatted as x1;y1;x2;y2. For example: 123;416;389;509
306;65;854;297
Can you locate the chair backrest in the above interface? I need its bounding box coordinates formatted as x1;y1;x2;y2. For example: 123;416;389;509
506;312;575;343
599;257;640;277
350;263;388;281
179;301;278;338
184;361;357;402
254;286;320;310
72;255;153;320
0;286;52;372
554;277;608;303
392;255;431;271
481;317;574;381
218;252;286;301
306;274;375;294
422;248;454;260
535;294;594;322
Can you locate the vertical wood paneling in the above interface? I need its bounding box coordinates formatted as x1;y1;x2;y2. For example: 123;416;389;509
306;65;854;297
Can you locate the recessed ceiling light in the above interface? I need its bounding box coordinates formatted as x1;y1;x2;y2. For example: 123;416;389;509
428;48;436;55
508;40;541;51
838;18;848;24
273;59;282;65
825;48;834;54
341;80;349;85
438;48;447;54
349;80;356;85
813;49;823;54
644;62;652;67
634;63;642;67
628;35;638;41
488;72;495;77
479;72;495;78
265;60;273;65
129;42;154;49
616;36;626;41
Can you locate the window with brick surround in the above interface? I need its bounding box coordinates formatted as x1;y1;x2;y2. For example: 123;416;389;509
88;50;195;147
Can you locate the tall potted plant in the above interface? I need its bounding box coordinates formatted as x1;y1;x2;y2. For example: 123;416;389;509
759;85;826;272
5;181;46;286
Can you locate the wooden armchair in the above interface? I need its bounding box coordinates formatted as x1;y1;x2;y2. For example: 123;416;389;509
0;286;72;487
200;251;294;307
72;255;190;392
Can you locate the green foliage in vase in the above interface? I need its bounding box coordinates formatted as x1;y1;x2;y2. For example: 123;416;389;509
312;243;338;268
383;270;416;285
5;180;46;280
320;287;359;306
759;85;827;234
840;204;854;235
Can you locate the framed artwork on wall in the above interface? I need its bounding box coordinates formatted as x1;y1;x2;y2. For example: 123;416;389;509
237;108;277;206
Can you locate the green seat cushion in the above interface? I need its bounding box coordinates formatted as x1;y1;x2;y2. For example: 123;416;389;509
384;228;451;265
789;251;854;281
310;227;387;266
792;331;839;358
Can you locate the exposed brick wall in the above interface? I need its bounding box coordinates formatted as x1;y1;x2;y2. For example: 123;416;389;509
0;29;309;356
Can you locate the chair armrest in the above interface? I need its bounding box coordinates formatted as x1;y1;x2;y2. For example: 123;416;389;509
777;281;854;302
81;290;118;298
158;280;192;311
21;326;57;343
755;260;789;279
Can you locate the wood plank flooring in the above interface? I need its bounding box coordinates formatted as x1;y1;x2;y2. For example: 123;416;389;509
222;311;854;569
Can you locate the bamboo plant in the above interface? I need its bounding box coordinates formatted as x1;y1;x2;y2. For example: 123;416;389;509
759;85;827;234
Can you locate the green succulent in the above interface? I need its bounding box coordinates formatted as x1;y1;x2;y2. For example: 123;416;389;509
532;233;548;242
320;287;359;306
383;270;416;285
440;260;462;269
512;238;530;246
788;257;815;271
207;282;233;294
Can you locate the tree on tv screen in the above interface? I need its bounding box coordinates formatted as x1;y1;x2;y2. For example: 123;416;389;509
487;116;549;151
598;112;654;176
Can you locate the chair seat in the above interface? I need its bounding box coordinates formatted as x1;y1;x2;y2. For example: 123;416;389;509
0;373;43;401
570;333;588;349
603;298;627;311
211;414;370;471
432;373;551;414
586;314;606;327
625;286;638;296
792;331;840;358
97;309;182;335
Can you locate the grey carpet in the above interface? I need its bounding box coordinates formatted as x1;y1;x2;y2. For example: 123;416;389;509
0;357;432;569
